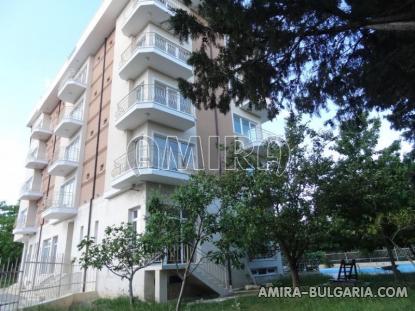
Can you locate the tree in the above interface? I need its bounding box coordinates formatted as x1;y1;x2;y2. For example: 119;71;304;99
146;172;220;311
0;202;23;262
172;1;415;140
77;224;162;305
319;113;415;280
220;113;332;288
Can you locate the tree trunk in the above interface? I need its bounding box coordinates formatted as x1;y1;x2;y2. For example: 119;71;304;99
176;261;190;311
128;277;134;305
385;245;400;282
176;244;198;311
287;258;300;288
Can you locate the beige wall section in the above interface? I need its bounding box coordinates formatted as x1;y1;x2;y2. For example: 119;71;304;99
79;30;115;204
192;38;233;172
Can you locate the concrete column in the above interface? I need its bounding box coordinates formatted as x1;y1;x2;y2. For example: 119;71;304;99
154;270;168;303
143;271;155;302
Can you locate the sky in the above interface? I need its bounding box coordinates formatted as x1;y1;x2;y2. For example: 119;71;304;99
0;1;101;205
0;1;411;205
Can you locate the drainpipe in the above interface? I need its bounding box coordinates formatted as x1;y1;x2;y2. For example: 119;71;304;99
208;43;232;289
82;37;108;292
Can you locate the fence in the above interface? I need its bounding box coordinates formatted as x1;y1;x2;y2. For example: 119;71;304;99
0;255;96;311
325;248;414;264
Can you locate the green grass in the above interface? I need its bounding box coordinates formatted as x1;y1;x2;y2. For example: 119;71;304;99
30;273;415;311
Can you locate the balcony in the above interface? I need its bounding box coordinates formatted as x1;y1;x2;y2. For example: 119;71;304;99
115;84;195;131
58;68;87;103
54;104;83;138
111;143;194;189
236;126;277;156
122;0;187;36
240;101;269;123
13;213;36;236
48;147;80;177
19;177;43;201
31;117;53;141
42;192;77;221
25;147;48;170
119;32;192;81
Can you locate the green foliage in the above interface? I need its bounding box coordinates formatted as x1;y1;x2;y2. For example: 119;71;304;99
146;172;220;253
77;223;163;304
318;112;415;279
219;113;333;287
0;202;23;262
171;1;415;140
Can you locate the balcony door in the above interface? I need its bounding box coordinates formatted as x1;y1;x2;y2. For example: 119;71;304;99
65;136;80;161
59;179;75;209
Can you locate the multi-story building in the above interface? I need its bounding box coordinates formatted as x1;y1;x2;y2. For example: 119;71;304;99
14;0;283;302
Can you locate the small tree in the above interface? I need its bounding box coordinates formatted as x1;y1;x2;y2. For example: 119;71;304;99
146;172;219;311
0;202;23;262
220;113;332;288
319;113;415;281
78;223;162;304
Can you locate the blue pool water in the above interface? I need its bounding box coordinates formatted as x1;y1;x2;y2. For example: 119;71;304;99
320;263;415;278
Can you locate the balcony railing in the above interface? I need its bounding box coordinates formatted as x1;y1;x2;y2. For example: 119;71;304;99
59;67;88;91
112;145;195;180
120;32;191;69
116;84;194;121
21;178;36;194
44;191;75;211
32;117;51;133
59;104;83;123
123;0;187;23
52;146;80;163
238;126;277;143
26;148;46;163
14;213;28;229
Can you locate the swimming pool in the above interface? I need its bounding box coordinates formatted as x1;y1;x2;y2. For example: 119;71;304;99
320;263;415;278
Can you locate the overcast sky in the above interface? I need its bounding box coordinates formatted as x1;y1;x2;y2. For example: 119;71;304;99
0;1;411;205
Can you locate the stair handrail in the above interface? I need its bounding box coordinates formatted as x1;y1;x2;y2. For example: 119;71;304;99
193;249;228;289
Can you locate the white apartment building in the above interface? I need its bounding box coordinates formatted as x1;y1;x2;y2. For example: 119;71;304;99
13;0;283;302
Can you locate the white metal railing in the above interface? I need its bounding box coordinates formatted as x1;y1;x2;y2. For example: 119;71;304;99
32;117;51;133
116;84;194;121
21;178;36;194
123;0;188;23
111;143;195;179
195;249;228;289
59;66;88;91
26;148;46;163
44;191;75;211
0;255;96;309
51;147;80;164
14;211;28;230
120;32;191;68
59;104;84;123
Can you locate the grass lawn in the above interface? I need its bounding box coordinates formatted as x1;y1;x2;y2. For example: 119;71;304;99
32;273;415;311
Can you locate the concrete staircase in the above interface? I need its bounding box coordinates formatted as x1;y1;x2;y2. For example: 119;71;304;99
191;251;231;297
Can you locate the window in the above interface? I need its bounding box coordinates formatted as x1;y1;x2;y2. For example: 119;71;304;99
79;226;84;243
40;238;51;274
251;267;278;276
93;221;99;241
129;207;140;233
233;114;257;141
49;236;58;273
65;136;80;161
153;135;194;171
59;179;75;208
71;96;84;120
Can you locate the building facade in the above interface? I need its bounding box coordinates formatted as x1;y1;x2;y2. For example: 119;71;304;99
14;0;283;302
